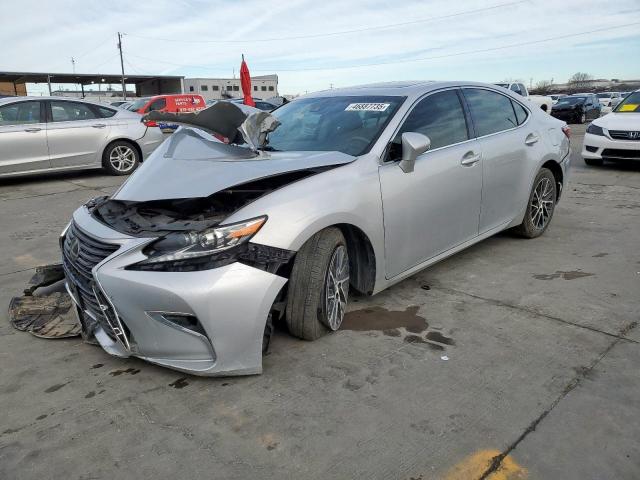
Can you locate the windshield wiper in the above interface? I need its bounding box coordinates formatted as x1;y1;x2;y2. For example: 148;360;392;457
258;145;280;152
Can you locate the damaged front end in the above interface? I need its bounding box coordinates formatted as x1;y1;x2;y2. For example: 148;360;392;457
51;101;356;375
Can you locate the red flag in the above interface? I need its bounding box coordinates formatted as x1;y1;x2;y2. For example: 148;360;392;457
240;55;255;107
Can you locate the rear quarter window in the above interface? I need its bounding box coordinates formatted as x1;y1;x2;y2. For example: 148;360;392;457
98;106;117;118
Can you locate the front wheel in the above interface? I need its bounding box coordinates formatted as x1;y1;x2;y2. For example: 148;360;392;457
578;112;586;124
513;168;557;238
286;228;349;340
103;141;140;175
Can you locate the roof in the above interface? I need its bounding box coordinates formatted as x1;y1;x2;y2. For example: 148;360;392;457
0;71;184;85
302;80;498;100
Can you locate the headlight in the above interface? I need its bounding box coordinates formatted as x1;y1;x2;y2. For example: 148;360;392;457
139;216;266;264
586;124;604;136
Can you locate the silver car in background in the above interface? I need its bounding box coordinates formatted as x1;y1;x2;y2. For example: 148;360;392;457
61;81;570;376
0;96;165;177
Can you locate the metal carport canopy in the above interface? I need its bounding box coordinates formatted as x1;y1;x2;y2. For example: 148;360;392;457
0;71;184;85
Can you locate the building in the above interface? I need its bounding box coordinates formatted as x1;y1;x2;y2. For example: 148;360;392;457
0;81;27;96
0;71;184;98
51;89;137;102
184;74;278;101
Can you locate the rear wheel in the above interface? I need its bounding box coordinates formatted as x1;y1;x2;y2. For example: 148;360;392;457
513;168;557;238
286;228;349;341
102;141;140;175
578;112;586;124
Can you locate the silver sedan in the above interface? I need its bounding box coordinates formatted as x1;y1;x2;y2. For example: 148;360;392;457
60;81;570;375
0;96;165;177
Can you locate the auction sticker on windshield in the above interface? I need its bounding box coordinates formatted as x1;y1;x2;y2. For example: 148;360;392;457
345;103;390;112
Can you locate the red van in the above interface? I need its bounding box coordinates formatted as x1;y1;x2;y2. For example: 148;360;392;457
127;94;206;115
128;94;206;131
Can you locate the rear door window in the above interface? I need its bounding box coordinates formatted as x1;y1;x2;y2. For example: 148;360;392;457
395;89;469;151
463;88;518;137
50;101;98;122
0;101;41;126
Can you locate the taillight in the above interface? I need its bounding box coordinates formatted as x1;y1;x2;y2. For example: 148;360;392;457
562;125;571;138
143;120;158;127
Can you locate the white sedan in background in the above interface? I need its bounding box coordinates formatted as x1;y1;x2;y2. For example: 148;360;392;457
0;97;165;177
582;90;640;166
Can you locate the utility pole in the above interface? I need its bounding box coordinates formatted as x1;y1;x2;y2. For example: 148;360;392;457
117;32;126;100
71;57;76;73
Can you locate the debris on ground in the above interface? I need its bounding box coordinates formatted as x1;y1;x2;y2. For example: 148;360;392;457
8;263;80;339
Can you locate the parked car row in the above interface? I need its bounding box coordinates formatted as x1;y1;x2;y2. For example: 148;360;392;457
0;97;165;177
550;93;602;124
582;89;640;166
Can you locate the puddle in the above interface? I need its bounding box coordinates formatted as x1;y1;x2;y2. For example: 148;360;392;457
426;331;455;345
533;270;594;281
109;367;140;377
341;306;428;333
44;383;68;393
169;377;189;389
404;335;444;350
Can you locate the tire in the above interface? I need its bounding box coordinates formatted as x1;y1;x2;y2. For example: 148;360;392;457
513;168;557;239
102;141;140;176
286;227;349;341
577;112;586;124
584;157;603;167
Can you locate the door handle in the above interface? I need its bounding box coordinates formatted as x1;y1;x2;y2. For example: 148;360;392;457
24;127;41;133
92;124;107;128
461;151;481;166
525;133;540;145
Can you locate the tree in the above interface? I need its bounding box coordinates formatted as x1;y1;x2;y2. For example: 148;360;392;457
533;79;553;94
567;72;593;93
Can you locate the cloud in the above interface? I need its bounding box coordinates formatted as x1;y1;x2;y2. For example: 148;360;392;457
1;0;639;94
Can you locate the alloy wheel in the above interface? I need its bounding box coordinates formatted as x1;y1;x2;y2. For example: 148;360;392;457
530;177;554;230
109;145;136;173
324;245;349;330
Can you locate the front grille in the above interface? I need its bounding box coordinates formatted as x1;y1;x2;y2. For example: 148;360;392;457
601;148;640;160
608;130;640;141
62;222;128;345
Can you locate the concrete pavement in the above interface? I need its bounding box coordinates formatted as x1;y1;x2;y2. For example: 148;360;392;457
1;125;638;479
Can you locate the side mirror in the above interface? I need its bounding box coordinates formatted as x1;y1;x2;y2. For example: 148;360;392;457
399;132;431;173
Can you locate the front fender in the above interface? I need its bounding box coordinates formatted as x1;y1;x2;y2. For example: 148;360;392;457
223;155;387;289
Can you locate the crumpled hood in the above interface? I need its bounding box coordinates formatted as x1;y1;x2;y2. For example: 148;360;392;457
593;112;640;130
113;128;356;202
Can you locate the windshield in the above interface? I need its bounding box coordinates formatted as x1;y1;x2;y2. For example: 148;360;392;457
128;98;150;111
266;96;405;156
556;96;586;106
614;91;640;113
596;93;611;98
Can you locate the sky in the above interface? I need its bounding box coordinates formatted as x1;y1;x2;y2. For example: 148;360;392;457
1;0;639;96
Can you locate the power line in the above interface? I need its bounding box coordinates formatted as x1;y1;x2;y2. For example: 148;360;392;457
73;35;115;61
124;22;640;73
124;0;527;43
268;21;640;72
84;53;120;72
